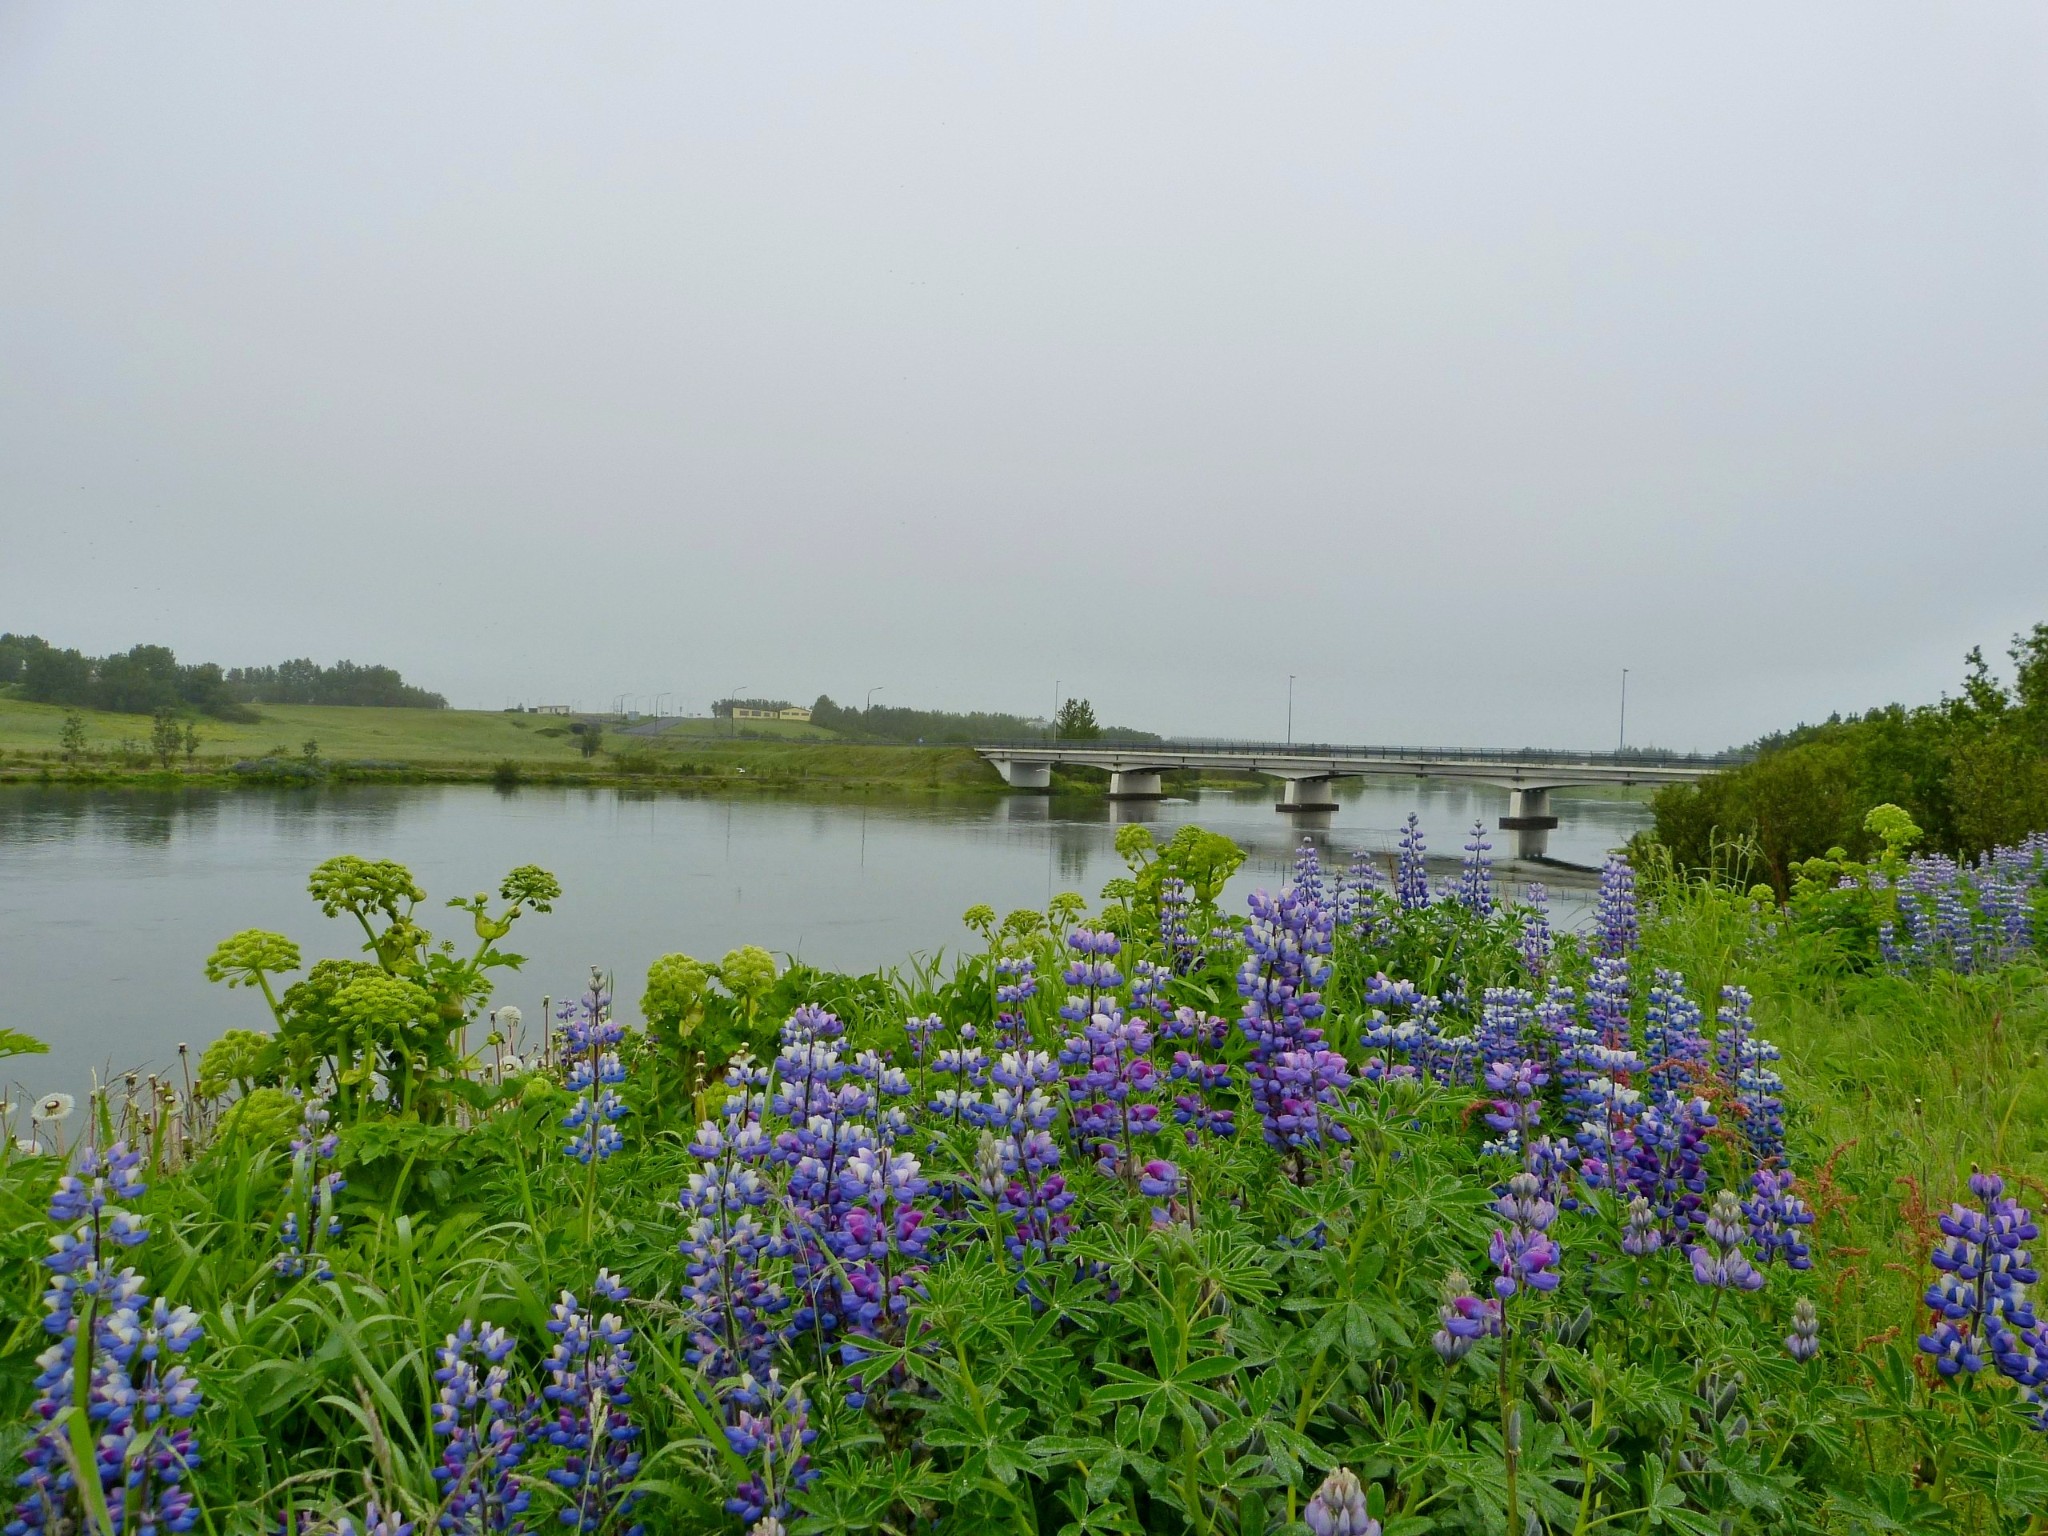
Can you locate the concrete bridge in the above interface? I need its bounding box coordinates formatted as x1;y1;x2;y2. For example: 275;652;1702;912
976;741;1733;859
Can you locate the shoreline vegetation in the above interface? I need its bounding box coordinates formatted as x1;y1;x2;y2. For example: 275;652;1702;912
3;809;2045;1530
0;697;1482;800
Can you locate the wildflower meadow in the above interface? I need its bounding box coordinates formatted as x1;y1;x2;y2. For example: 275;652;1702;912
4;810;2048;1533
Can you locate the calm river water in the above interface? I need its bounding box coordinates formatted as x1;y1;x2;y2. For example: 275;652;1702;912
0;781;1648;1101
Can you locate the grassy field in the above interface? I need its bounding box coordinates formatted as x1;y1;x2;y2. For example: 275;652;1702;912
0;696;1004;791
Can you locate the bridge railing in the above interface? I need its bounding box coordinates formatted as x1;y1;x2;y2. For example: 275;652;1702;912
973;738;1748;770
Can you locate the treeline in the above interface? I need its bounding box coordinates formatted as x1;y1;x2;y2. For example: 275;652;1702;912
1649;623;2048;891
807;693;1161;744
0;634;445;719
223;659;446;709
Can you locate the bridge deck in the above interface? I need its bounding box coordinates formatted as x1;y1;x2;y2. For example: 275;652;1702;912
975;741;1730;787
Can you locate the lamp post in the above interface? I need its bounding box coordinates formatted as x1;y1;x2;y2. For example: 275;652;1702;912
655;691;671;718
1618;669;1630;753
867;685;885;713
728;685;747;738
1287;674;1296;747
1051;679;1060;744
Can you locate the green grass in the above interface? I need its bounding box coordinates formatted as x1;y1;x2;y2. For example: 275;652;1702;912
0;697;1006;791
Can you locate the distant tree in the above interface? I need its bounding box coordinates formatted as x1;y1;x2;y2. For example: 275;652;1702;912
182;722;200;765
572;721;604;758
150;708;183;768
301;738;320;766
1055;698;1102;740
58;712;87;762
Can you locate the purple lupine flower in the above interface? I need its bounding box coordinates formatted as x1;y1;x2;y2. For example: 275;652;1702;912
1745;1168;1814;1270
1156;877;1199;974
13;1140;204;1536
1431;1270;1502;1362
538;1282;643;1535
1237;888;1350;1155
903;1012;943;1066
276;1097;346;1280
1918;1171;2047;1397
1595;855;1639;958
1621;1194;1663;1256
1334;850;1385;941
1489;1169;1561;1299
1395;815;1430;912
1519;883;1553;983
1060;1004;1167;1182
1688;1190;1766;1292
723;1371;819;1528
1292;837;1329;915
1456;821;1494;914
1137;1159;1181;1200
1643;971;1710;1100
993;957;1039;1047
558;972;629;1165
1302;1468;1380;1536
678;1087;785;1385
832;1146;932;1405
1058;929;1125;1023
433;1320;529;1534
1785;1297;1821;1363
1480;1058;1546;1161
1623;1092;1715;1238
977;1049;1075;1259
1713;987;1786;1171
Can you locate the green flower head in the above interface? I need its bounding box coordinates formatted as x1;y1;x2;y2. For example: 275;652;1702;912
205;930;302;988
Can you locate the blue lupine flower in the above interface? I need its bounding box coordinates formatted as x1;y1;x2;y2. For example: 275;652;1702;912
1456;821;1494;914
433;1320;529;1534
1489;1169;1560;1299
1237;887;1350;1155
1431;1271;1501;1362
1303;1467;1380;1536
1713;987;1786;1171
723;1370;818;1528
1395;815;1430;912
1784;1297;1821;1363
1595;855;1639;958
557;972;629;1165
1518;883;1554;983
538;1283;643;1535
1688;1190;1766;1292
1745;1168;1814;1270
12;1140;204;1536
1917;1171;2048;1412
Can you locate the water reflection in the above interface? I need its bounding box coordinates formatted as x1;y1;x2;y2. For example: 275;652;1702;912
0;780;1649;1099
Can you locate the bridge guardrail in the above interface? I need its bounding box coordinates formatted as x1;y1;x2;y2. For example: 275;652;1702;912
972;739;1748;770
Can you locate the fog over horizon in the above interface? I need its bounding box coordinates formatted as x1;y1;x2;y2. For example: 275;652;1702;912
3;5;2044;752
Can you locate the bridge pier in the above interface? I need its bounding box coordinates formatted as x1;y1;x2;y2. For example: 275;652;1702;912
991;759;1051;791
1499;786;1561;859
1276;776;1339;813
1108;769;1163;801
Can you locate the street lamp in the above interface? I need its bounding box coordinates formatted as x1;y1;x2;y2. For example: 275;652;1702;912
728;684;747;738
1618;669;1630;754
1287;675;1296;747
866;685;885;713
655;691;671;718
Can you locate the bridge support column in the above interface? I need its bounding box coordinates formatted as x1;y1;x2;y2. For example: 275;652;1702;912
1276;776;1338;813
1499;787;1560;859
1108;769;1163;800
992;759;1052;790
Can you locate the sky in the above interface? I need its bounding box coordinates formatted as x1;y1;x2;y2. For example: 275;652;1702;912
2;5;2044;751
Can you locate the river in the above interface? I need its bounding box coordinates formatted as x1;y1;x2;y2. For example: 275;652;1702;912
0;780;1649;1104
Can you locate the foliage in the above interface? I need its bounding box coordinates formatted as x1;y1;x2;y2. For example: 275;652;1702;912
1056;696;1103;739
222;657;447;709
1650;623;2048;888
8;815;2048;1533
807;694;1163;746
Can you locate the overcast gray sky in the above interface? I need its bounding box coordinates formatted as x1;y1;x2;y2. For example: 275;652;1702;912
3;4;2044;750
